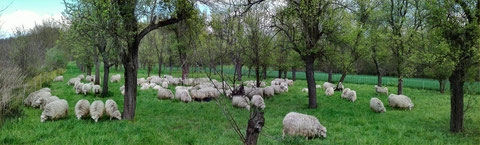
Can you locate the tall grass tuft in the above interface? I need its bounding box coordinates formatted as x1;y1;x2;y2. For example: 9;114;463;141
0;66;26;126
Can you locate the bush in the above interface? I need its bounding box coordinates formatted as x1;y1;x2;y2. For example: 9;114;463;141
45;47;67;71
0;66;26;125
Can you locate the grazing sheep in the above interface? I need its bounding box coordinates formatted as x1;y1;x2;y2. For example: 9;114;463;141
302;88;308;93
90;100;105;122
263;86;274;97
162;82;168;88
157;88;174;99
82;83;93;95
137;78;147;85
323;82;335;90
169;78;182;85
345;89;357;102
75;100;90;119
24;88;51;106
280;82;289;92
325;87;334;96
282;112;327;139
74;82;84;94
232;95;250;110
388;94;414;110
175;89;192;103
316;85;322;89
375;85;388;95
67;78;81;86
336;82;344;91
370;98;386;113
86;75;95;82
246;87;263;98
40;99;69;122
153;85;162;90
92;85;101;95
183;78;195;86
32;91;52;108
271;80;280;86
341;88;351;99
77;74;85;80
190;89;208;100
140;84;150;90
251;95;265;110
36;96;59;110
110;74;121;83
120;85;125;95
53;76;63;82
272;85;282;94
105;99;121;120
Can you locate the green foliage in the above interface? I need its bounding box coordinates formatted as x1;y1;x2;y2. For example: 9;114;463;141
45;47;67;71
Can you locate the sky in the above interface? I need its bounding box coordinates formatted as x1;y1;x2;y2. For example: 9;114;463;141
0;0;65;37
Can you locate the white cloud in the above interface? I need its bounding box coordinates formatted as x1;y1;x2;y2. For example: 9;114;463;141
0;10;62;37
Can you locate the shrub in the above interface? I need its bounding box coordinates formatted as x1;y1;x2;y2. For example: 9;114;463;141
0;66;26;125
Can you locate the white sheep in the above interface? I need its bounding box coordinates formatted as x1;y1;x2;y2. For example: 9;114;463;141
137;78;147;85
90;100;105;122
92;85;101;95
316;85;322;89
86;75;94;82
323;82;335;90
157;88;174;99
74;82;84;94
24;88;50;107
162;82;168;88
175;89;192;103
36;96;59;110
140;84;150;90
375;85;388;95
153;85;163;90
346;89;357;102
75;99;90;119
251;95;265;110
105;99;122;120
190;89;208;100
282;112;327;139
183;78;195;86
232;95;250;110
32;91;52;108
53;76;64;82
336;82;344;90
67;78;81;86
82;83;93;95
388;94;414;110
325;87;334;96
41;99;69;122
120;85;125;95
263;86;274;97
280;82;289;92
341;88;350;99
246;87;263;98
110;74;121;83
77;74;85;80
301;88;308;93
272;85;282;94
370;98;386;113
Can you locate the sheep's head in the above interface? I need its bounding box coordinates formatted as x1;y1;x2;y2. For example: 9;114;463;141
40;114;47;122
318;126;327;138
114;111;122;120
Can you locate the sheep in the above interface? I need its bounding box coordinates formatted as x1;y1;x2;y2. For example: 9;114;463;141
77;74;85;80
40;99;69;122
110;74;121;83
246;87;263;98
280;82;289;92
286;80;294;86
67;78;81;86
137;78;147;85
153;85;163;90
341;88;351;99
157;88;174;100
336;82;344;91
271;80;280;86
323;82;335;90
282;112;327;139
325;87;334;96
74;82;84;94
105;99;121;120
140;83;150;90
92;85;101;95
302;88;308;93
388;94;414;110
36;96;59;110
82;83;93;95
169;78;182;85
272;85;282;94
120;85;125;95
75;99;90;119
195;83;214;89
316;85;322;89
370;98;386;113
53;76;63;82
190;89;208;100
345;89;357;102
183;78;195;86
263;86;274;97
175;86;193;91
194;78;210;85
232;95;250;110
32;91;52;108
162;82;168;88
86;75;94;82
375;85;388;95
251;95;265;110
175;89;192;103
24;88;50;106
90;100;105;122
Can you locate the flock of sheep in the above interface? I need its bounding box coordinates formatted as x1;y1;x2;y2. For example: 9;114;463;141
23;71;416;140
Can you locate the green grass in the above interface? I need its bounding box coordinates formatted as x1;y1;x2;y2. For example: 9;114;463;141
1;62;479;144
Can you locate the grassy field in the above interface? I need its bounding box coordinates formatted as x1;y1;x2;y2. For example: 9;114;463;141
1;63;479;144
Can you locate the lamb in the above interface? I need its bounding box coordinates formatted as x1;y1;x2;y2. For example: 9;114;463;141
157;88;174;99
75;99;90;119
90;100;105;122
32;91;52;108
67;78;81;86
251;95;265;110
53;76;63;82
105;99;122;120
323;82;335;90
24;88;51;106
41;99;69;122
375;85;388;95
232;95;250;110
263;86;274;97
282;112;327;139
36;96;59;110
175;89;192;103
370;98;386;113
82;83;93;95
325;87;334;96
77;74;85;80
92;85;101;95
388;94;414;110
110;74;121;83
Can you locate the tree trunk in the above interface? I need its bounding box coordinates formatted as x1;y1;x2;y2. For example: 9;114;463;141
248;66;252;77
235;62;243;81
255;66;260;88
292;67;296;81
439;79;445;94
158;60;162;77
87;65;92;76
373;56;382;86
397;77;403;95
115;64;118;71
102;63;110;97
122;39;140;120
94;55;101;85
147;65;152;77
328;69;332;83
449;68;465;132
262;65;267;80
283;70;287;79
377;73;383;87
305;56;317;109
336;71;347;91
277;70;282;78
245;109;265;145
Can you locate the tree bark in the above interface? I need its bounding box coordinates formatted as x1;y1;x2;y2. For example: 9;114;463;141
87;65;92;76
449;68;465;132
277;70;282;78
439;79;445;94
245;109;264;145
305;56;317;109
336;71;347;91
373;55;382;86
397;77;403;95
147;65;152;77
102;63;109;97
328;69;332;83
158;60;162;77
235;62;243;81
94;55;101;85
292;67;296;81
262;65;267;80
255;66;260;88
283;70;287;79
377;73;383;87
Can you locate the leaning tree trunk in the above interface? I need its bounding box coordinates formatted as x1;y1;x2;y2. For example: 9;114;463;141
102;63;110;97
305;56;317;109
255;66;260;88
245;109;265;145
248;66;252;78
94;55;101;85
336;71;347;91
292;67;296;81
449;68;465;132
